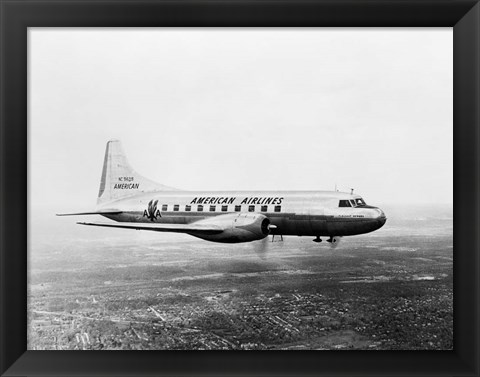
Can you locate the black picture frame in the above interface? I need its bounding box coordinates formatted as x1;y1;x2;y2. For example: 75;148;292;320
1;1;478;376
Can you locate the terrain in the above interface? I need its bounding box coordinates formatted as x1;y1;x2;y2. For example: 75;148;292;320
28;204;453;350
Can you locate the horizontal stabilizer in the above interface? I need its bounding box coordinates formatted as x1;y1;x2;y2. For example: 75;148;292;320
56;210;122;216
77;221;223;235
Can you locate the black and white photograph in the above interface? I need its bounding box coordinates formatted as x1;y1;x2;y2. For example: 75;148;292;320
28;28;453;350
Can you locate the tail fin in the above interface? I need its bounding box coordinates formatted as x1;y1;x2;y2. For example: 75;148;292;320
97;140;177;205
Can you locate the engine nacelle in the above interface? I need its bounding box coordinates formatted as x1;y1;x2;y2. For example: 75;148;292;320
189;213;271;243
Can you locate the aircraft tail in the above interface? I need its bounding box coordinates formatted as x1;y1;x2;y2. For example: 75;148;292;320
97;140;177;206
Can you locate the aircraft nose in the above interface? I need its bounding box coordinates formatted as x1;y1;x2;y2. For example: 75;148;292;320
375;208;387;227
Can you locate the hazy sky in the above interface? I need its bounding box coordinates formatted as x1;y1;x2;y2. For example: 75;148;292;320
29;28;452;211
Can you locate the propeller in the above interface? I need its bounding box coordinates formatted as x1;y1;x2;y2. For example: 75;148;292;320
253;236;270;260
254;222;277;259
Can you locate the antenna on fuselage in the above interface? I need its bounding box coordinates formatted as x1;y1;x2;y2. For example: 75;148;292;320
351;188;354;195
335;183;338;192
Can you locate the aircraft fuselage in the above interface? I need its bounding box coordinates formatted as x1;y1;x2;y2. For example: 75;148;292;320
100;190;387;238
60;140;387;244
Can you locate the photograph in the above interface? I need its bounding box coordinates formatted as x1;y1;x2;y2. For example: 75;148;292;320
28;27;453;350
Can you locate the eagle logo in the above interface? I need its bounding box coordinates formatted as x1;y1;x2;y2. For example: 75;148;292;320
143;199;161;221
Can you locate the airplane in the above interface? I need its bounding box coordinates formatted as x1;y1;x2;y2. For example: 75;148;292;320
58;140;387;247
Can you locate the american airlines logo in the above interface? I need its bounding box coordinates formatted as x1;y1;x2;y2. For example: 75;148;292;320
143;199;161;221
190;196;284;205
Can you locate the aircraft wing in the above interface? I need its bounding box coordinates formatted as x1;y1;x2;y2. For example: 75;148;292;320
77;221;223;234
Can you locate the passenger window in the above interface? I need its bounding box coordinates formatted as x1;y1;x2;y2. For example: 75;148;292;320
162;204;168;211
173;204;179;211
197;205;203;212
261;205;267;212
210;205;216;212
221;205;228;212
274;205;281;212
235;205;241;212
185;205;191;212
248;205;255;212
339;200;351;207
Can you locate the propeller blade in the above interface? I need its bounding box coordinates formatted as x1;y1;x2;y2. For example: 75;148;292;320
253;236;270;260
254;219;277;259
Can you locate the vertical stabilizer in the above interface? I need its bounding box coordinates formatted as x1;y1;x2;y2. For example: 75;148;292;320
97;140;176;206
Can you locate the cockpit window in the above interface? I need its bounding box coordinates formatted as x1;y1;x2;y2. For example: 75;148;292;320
350;200;356;207
355;198;366;206
339;200;352;207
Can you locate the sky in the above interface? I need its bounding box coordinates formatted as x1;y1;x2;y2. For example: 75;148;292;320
28;28;452;212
